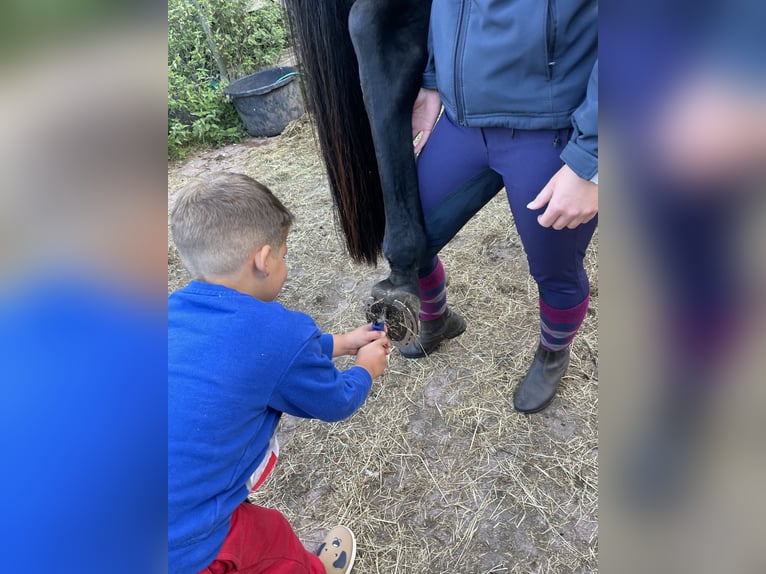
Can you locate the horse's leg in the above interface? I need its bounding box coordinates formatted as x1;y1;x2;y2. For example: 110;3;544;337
349;0;432;302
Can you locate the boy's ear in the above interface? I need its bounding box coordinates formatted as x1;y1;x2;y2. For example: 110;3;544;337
252;245;272;276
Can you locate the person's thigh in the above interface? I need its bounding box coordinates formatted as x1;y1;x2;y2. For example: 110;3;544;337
201;502;324;574
487;128;597;307
415;113;503;268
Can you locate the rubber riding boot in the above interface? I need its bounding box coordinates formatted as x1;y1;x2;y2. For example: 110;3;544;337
513;342;570;413
399;308;466;358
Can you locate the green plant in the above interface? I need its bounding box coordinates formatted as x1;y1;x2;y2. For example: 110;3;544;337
168;0;288;159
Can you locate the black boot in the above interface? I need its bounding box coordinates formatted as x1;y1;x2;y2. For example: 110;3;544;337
399;308;466;358
513;343;570;413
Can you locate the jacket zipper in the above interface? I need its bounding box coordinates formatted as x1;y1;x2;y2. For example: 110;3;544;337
454;0;468;125
545;0;557;80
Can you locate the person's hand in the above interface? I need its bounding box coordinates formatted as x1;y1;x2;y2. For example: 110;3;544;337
354;337;391;379
527;164;598;229
412;88;441;155
333;324;389;357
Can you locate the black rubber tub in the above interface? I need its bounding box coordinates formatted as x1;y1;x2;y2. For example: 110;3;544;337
224;66;304;137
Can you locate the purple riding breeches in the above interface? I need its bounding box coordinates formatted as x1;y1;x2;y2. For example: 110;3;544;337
416;112;597;309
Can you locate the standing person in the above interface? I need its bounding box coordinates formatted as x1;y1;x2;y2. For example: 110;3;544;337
402;0;599;414
168;172;391;574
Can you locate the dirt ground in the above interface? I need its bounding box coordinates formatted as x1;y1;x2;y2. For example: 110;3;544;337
168;117;598;573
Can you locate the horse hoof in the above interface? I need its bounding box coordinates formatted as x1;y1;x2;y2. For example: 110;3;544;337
366;278;420;348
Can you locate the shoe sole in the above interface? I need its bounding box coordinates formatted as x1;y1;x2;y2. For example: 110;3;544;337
319;526;357;573
513;394;556;414
344;528;356;574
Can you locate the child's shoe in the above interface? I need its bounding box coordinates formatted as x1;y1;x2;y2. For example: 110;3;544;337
315;525;356;573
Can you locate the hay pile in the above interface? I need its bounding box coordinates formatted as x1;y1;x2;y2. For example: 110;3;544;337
168;116;598;573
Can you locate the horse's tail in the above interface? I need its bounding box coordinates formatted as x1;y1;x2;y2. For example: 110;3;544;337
282;0;384;265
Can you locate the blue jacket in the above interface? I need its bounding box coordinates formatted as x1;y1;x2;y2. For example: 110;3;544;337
168;281;372;574
424;0;598;180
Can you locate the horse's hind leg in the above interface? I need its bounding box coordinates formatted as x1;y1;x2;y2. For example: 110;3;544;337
349;0;432;301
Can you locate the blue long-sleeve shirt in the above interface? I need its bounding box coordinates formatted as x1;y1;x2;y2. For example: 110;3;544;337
168;281;372;574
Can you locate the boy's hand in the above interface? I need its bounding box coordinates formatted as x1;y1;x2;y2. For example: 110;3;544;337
354;337;391;379
332;323;389;357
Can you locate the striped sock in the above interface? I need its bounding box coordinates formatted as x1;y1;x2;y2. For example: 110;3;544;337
419;257;447;321
539;294;590;351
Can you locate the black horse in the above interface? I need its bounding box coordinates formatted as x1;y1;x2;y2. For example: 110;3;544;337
282;0;503;342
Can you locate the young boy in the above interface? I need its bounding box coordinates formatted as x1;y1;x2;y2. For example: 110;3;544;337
168;172;391;574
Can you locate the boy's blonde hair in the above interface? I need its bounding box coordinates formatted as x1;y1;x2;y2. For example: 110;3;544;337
170;172;294;278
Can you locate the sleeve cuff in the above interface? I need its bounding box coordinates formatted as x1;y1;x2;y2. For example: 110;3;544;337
422;71;437;90
560;141;598;181
348;365;373;386
319;333;334;358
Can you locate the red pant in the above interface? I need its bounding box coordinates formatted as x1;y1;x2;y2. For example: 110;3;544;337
199;502;325;574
